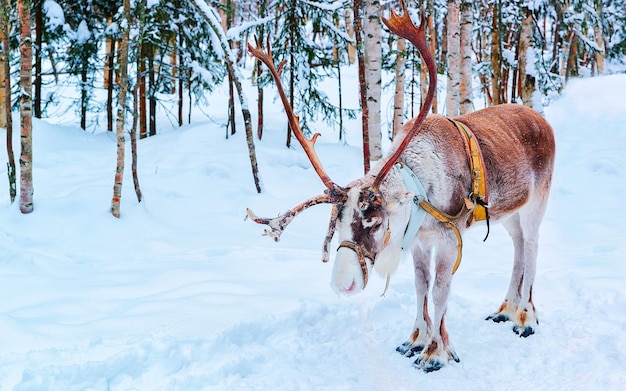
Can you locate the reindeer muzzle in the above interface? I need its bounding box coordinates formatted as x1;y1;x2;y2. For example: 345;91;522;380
337;240;376;289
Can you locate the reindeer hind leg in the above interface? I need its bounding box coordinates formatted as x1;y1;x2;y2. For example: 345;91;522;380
487;212;524;325
489;193;548;337
511;194;549;337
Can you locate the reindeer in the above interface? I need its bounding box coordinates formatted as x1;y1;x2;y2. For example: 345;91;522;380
246;3;555;372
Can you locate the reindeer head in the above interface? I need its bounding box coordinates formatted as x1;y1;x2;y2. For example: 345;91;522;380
246;2;436;295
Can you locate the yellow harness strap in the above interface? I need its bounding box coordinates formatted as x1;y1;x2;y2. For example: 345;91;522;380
452;120;490;227
418;199;464;274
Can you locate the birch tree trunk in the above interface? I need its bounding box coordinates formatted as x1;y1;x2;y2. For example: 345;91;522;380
593;1;604;75
364;0;381;161
518;6;536;108
345;9;355;64
354;0;369;173
459;0;473;115
18;0;33;214
446;0;460;117
392;37;405;139
1;0;16;203
111;0;130;218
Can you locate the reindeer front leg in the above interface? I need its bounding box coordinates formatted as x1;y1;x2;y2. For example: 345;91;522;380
397;244;432;357
413;235;460;372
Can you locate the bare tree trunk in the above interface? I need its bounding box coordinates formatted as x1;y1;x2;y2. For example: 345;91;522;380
345;8;355;64
255;0;266;140
392;37;405;139
354;0;369;174
0;7;5;130
139;54;147;139
594;1;604;75
18;0;34;214
286;0;295;148
80;64;88;130
256;59;264;139
34;0;42;118
178;24;184;126
565;32;578;82
491;2;501;105
1;0;16;203
337;57;344;141
459;0;473;115
363;0;382;161
130;93;142;203
227;68;236;137
170;37;177;94
446;0;461;117
111;0;131;218
106;35;116;132
519;6;536;108
420;1;434;114
148;51;156;137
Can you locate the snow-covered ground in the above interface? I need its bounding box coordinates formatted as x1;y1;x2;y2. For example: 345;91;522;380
1;67;625;390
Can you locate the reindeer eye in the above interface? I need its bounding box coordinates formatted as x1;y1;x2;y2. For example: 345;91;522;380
364;215;383;228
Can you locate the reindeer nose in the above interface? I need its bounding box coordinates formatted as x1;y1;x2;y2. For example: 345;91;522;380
338;279;358;295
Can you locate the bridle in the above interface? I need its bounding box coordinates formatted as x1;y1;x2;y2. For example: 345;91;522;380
337;240;376;289
336;221;392;289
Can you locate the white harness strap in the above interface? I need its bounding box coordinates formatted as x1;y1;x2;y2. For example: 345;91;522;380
396;162;428;251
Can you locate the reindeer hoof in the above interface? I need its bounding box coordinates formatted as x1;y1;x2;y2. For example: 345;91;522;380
414;357;445;373
513;324;535;338
396;342;424;358
486;313;510;323
412;344;459;372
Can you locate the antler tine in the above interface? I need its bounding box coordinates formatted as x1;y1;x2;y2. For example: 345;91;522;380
373;2;437;191
247;41;339;193
321;205;340;263
246;190;345;242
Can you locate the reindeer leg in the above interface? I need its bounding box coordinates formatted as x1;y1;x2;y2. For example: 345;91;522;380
512;197;547;337
487;212;524;324
491;195;546;337
413;233;460;372
397;244;432;357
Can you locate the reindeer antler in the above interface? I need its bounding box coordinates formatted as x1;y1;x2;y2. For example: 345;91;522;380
246;187;346;242
373;2;437;191
247;39;341;193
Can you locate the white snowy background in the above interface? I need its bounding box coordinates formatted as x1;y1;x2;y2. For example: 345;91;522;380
0;58;625;390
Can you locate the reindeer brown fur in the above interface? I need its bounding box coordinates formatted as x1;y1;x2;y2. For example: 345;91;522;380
247;4;555;372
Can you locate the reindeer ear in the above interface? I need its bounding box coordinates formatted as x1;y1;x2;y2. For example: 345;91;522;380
386;191;413;212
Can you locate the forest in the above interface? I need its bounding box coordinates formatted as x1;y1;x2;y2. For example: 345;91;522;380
1;0;625;215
